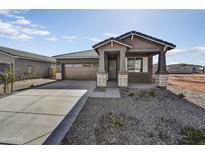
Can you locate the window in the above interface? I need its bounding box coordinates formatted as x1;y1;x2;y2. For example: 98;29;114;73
127;58;142;72
64;64;73;68
64;64;82;68
83;64;91;67
72;64;82;68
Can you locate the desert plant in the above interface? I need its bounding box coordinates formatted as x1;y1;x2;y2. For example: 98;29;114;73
108;112;123;128
0;68;15;94
180;127;205;145
148;89;156;97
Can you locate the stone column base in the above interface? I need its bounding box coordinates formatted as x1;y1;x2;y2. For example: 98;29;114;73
97;72;108;87
56;73;62;80
155;74;168;87
118;72;128;87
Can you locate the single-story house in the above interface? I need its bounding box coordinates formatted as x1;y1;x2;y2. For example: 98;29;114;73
0;46;56;80
53;31;176;88
166;63;205;74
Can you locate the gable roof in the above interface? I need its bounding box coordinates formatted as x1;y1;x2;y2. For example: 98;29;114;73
116;31;176;48
0;46;56;63
92;37;132;49
53;50;99;59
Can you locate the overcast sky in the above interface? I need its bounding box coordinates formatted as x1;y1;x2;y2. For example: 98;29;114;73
0;9;205;65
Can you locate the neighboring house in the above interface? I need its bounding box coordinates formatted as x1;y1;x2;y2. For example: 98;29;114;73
167;63;205;74
54;31;176;87
0;46;56;80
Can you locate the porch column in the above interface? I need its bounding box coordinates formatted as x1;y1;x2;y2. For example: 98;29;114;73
157;50;167;74
155;46;168;88
99;51;105;72
118;50;128;87
119;50;126;72
97;51;107;87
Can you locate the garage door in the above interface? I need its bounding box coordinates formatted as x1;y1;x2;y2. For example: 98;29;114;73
63;63;98;80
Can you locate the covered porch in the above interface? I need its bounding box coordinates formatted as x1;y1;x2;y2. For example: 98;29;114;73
95;46;168;88
93;31;176;88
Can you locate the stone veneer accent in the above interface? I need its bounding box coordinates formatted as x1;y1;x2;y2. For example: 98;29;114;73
118;72;128;87
155;74;168;87
56;73;62;80
97;72;108;87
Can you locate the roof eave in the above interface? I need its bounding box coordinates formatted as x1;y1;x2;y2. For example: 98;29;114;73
116;31;176;49
93;39;132;50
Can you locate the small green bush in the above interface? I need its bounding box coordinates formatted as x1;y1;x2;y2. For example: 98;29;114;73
108;112;123;128
180;127;205;145
148;90;156;97
128;93;135;97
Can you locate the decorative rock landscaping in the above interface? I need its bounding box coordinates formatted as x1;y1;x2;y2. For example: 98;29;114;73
62;88;205;145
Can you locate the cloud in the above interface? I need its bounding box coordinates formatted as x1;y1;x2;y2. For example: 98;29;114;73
46;37;58;41
21;27;50;36
103;32;117;38
13;16;30;25
0;10;50;41
0;20;50;40
62;35;78;40
90;38;102;42
167;47;205;56
11;34;32;40
0;20;19;35
0;10;28;17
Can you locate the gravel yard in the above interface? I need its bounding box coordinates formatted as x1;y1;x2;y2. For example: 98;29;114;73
0;78;56;94
62;88;205;145
168;85;205;110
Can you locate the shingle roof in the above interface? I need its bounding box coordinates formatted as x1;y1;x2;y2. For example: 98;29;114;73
53;50;99;59
93;31;176;50
116;31;176;48
0;46;56;63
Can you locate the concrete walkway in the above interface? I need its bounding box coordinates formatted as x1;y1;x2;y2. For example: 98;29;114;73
0;88;87;145
89;88;120;98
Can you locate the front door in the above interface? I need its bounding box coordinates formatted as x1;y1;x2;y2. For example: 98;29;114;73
108;60;117;79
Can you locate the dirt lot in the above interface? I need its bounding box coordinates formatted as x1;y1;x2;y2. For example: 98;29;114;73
168;85;205;110
62;88;205;145
168;74;205;92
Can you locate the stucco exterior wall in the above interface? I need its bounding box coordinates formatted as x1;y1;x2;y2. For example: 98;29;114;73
0;51;15;64
98;42;127;51
15;58;52;79
120;35;164;51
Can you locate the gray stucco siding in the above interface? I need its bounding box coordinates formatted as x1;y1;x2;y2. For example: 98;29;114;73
0;51;15;64
15;58;51;79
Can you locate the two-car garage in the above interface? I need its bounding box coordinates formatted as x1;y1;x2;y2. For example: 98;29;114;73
63;63;98;80
53;50;99;80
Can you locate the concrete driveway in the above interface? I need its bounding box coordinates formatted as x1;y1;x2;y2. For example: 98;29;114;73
0;80;96;145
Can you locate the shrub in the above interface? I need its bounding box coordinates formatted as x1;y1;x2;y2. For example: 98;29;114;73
180;127;205;145
108;112;123;128
0;68;15;94
148;89;156;97
128;93;135;97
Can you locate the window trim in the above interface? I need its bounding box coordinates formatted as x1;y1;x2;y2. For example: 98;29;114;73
127;57;143;73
